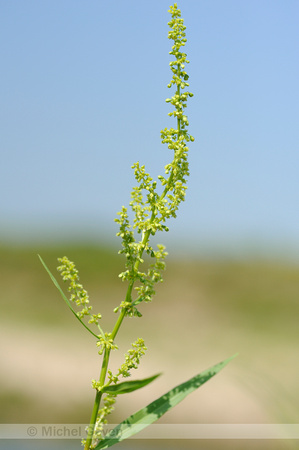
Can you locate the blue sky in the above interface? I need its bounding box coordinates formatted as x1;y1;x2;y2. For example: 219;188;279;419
1;0;298;257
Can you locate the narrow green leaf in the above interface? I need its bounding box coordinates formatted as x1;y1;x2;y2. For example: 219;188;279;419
38;255;101;339
101;374;161;395
95;354;237;449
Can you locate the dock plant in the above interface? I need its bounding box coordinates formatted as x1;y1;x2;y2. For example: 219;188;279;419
40;4;236;449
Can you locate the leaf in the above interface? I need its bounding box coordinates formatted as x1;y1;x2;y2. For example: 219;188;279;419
94;354;237;449
38;255;101;339
101;374;161;395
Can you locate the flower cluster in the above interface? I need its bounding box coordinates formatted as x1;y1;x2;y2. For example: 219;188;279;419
133;244;167;305
115;3;193;317
96;333;118;356
57;257;102;328
115;205;168;317
110;338;147;382
159;2;194;219
117;338;147;378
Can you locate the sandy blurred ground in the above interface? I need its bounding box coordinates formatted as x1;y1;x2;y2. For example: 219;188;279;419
1;245;299;450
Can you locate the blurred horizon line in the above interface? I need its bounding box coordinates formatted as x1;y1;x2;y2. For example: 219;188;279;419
1;223;299;264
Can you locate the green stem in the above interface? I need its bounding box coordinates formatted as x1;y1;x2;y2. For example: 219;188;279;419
83;289;133;449
84;346;110;450
84;390;102;450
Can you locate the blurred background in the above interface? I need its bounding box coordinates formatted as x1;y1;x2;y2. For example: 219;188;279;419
1;0;299;449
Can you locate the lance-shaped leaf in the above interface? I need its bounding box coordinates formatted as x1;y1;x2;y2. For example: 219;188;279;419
95;354;237;449
38;255;103;339
101;374;161;395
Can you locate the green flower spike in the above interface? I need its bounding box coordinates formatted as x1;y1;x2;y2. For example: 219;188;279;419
114;3;194;321
57;256;103;330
